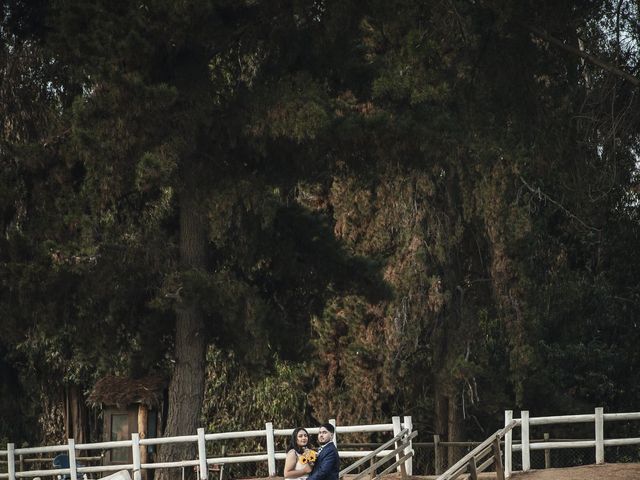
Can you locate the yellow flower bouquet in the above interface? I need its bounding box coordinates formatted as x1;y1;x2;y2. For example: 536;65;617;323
299;449;317;464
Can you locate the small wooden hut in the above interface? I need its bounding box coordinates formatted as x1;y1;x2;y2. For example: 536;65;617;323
88;375;166;469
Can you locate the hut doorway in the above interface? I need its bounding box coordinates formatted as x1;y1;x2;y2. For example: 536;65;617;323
88;376;166;476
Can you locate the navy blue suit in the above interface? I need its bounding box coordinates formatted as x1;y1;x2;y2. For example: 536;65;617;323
307;442;339;480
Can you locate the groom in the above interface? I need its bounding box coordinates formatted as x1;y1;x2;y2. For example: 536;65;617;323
307;423;339;480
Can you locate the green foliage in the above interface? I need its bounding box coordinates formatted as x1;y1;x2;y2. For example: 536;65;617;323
2;0;640;454
202;346;309;475
203;346;309;432
247;73;332;143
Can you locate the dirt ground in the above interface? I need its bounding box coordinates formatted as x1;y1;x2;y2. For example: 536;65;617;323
344;463;640;479
509;463;640;479
264;464;640;480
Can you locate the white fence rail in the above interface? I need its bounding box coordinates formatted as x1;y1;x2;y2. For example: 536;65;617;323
504;408;640;477
1;416;413;480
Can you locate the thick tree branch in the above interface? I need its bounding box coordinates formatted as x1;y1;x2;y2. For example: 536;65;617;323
527;25;640;87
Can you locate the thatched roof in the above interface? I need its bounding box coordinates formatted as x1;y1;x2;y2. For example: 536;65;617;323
88;375;167;409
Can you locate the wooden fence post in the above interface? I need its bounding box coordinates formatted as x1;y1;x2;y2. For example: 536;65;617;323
368;456;375;480
521;411;530;472
595;407;604;465
543;433;550;469
197;428;208;480
266;422;276;476
468;457;478;480
392;416;402;473
504;410;512;478
434;434;443;475
131;434;141;480
329;419;337;448
493;436;505;480
68;438;78;480
138;405;148;480
219;445;226;480
7;443;16;480
398;447;408;480
403;415;413;476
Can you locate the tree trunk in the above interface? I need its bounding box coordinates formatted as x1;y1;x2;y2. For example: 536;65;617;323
435;389;463;470
434;391;448;472
138;404;149;480
64;385;87;443
483;164;529;405
447;394;462;467
156;187;207;480
433;304;463;471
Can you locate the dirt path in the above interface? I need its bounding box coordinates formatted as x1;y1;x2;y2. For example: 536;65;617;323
509;463;640;479
265;464;640;480
351;463;640;479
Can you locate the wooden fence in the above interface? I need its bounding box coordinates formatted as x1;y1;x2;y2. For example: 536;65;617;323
0;416;413;480
340;429;418;480
504;408;640;477
434;421;516;480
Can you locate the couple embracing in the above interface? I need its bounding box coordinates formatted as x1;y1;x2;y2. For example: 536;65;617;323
284;424;338;480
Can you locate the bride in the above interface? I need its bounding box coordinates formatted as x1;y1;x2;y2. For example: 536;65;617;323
284;427;314;479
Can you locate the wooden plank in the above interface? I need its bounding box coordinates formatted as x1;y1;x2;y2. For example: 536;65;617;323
13;446;69;455
521;411;530;472
273;424;395;435
398;447;407;480
197;428;208;480
603;412;640;421
68;439;78;480
603;438;640;446
373;452;413;480
474;445;493;462
330;419;338;448
340;429;411;476
403;416;413;476
131;434;141;480
492;436;504;480
529;440;594;450
437;421;517;480
7;444;15;480
434;435;443;475
476;455;494;473
392;417;402;473
351;440;412;480
468;457;478;480
528;414;594;426
595;408;604;464
504;411;512;479
265;423;276;476
543;433;550;469
332;451;394;459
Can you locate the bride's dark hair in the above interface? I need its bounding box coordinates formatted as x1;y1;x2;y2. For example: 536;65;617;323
288;427;310;454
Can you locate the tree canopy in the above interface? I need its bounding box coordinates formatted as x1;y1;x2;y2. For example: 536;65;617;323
1;0;639;472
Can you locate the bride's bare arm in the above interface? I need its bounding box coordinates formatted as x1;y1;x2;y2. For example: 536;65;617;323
284;450;311;478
